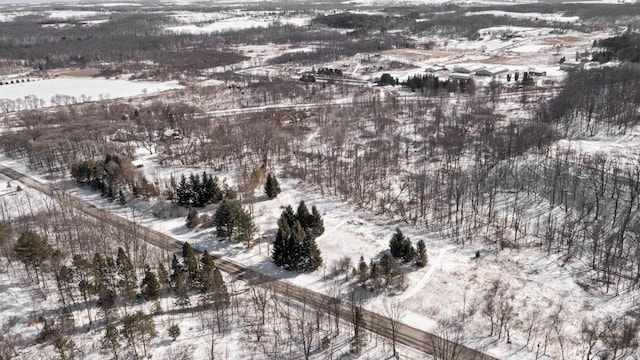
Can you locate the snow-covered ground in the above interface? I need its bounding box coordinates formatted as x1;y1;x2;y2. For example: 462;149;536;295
164;14;311;34
0;2;634;359
465;10;580;23
9;140;628;360
0;77;183;109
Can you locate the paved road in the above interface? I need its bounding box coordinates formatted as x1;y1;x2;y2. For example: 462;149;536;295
0;163;497;360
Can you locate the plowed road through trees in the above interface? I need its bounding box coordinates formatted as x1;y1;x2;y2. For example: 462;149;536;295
0;163;497;360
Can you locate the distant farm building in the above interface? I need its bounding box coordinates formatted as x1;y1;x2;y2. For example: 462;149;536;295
528;68;547;76
475;66;508;77
449;73;473;80
560;60;584;71
584;62;600;70
424;64;446;73
453;64;486;74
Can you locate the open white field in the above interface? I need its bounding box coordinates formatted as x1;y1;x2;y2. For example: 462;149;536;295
0;77;182;109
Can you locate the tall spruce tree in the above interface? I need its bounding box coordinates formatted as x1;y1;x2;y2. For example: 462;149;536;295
173;270;190;308
415;240;428;268
264;173;281;199
140;264;160;302
116;247;137;305
389;228;406;259
182;242;200;289
199;250;216;293
301;229;323;272
296;201;313;228
176;175;190;206
310;205;324;237
211;268;230;310
272;220;292;268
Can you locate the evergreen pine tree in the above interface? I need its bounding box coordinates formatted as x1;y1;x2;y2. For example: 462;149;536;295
197;171;210;206
116;247;137;305
185;207;200;229
289;220;307;271
415;240;428;268
176;175;190;206
236;208;257;248
173;270;190;308
357;256;369;283
272;205;324;272
93;253;117;321
280;205;297;230
140;264;160;302
301;229;323;272
170;254;182;287
211;268;230;310
389;228;406;259
296;201;313;228
264;173;282;199
199;251;216;293
401;240;416;263
157;261;170;293
380;254;400;278
272;220;292;268
182;242;200;289
14;230;52;285
189;173;200;206
200;251;215;276
214;199;255;245
209;175;223;203
310;205;324;237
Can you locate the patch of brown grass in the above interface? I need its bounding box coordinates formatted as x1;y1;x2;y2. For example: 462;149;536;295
541;35;583;45
54;68;102;77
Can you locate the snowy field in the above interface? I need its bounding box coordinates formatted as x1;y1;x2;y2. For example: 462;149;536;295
0;77;183;109
165;14;311;34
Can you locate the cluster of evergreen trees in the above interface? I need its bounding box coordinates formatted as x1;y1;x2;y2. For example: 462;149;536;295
389;228;427;267
173;172;223;207
405;74;475;95
272;201;324;272
213;199;256;247
170;243;229;310
378;73;399;86
71;154;157;201
351;229;427;292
